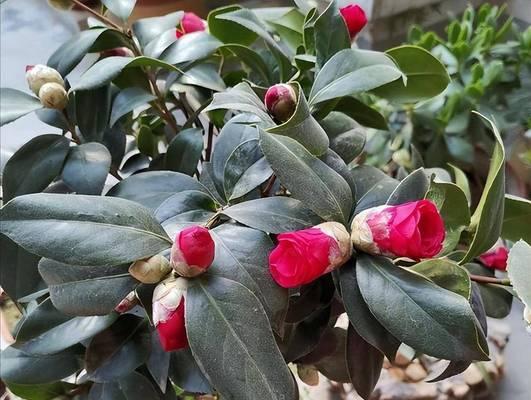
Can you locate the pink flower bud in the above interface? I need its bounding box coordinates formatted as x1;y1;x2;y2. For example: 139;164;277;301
478;239;509;271
114;291;137;314
38;82;68;110
339;4;368;39
26;64;64;95
170;226;215;277
176;12;206;38
351;200;445;260
264;83;298;123
269;222;352;288
152;276;188;351
129;255;172;284
100;47;135;58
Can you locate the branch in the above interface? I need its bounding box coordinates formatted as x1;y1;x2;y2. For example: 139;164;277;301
68;0;122;30
469;274;512;286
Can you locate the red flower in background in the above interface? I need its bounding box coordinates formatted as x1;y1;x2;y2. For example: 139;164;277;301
340;4;368;39
176;12;206;38
479;240;509;271
351;200;445;260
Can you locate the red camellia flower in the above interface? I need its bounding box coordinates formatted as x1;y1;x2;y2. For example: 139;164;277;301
269;222;352;288
478;239;509;271
264;83;298;123
153;276;188;352
171;226;215;277
339;4;368;39
176;12;206;38
351;200;445;260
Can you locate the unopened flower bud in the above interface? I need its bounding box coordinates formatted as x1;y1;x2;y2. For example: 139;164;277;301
129;255;172;284
47;0;74;11
340;4;368;40
264;83;297;123
351;200;445;260
26;64;64;95
478;239;509;271
171;226;215;277
38;83;68;110
100;47;135;58
176;12;206;38
152;276;188;351
269;222;352;288
114;291;137;314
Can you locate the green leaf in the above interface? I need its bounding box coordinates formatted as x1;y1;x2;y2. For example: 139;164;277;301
101;0;136;21
169;348;212;394
180;63;226;92
2;134;70;202
223;197;322;234
357;254;489;361
73;56;180;91
372;45;450;103
110;87;156;127
186;276;297;400
410;259;471;299
161;32;222;65
14;298;117;355
0;88;42;126
460;113;505;263
88;371;160;399
351;165;398;214
221;44;273;85
346;325;383;400
132;11;183;48
0;346;81;385
223;139;272;200
6;381;75;400
386;168;430;205
61;143;112;195
449;164;471;205
426;180;471;254
318;111;366;163
86;315;150;382
309;49;402;106
338;259;400;360
208;224;288;331
334;97;389;130
146;331;170;392
507;240;531;311
267;82;330;155
107;171;210;209
1;194;172;266
204;82;273;124
209;5;258;45
259;130;352;224
165;128;204;176
313;0;350;69
38;259;138;316
0;234;41;300
75;85;112;142
502;195;531;242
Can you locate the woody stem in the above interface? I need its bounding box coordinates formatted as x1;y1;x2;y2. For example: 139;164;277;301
469;274;512;286
68;0;122;30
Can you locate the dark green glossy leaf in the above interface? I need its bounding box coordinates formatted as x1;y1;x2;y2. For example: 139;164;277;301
132;11;183;48
221;44;272;85
410;259;471;299
320;111;366;163
169;348;212;394
0;346;81;385
346;325;383;400
315;328;349;383
146;331;170;393
334;97;388;130
86;315;150;382
350;165;398;214
186;276;296;400
180;63;226;92
313;0;350;69
209;224;288;331
386;168;430;205
2;134;70;202
502;195;531;242
61;143;111;195
38;258;138;316
223;197;322;234
101;0;136;21
5;381;75;400
357;254;489;361
1;193;172;266
309;49;402;106
14;297;117;355
161;32;222;65
165;128;204;176
88;371;160;400
339;259;400;360
107;171;209;209
0;88;42;126
267;82;330;155
75;85;112;142
320;149;356;202
209;5;257;45
461;114;505;263
373;45;450;103
110;87;156;127
259;130;352;224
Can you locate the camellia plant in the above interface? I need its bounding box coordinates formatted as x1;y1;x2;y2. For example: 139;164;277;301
0;0;530;399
